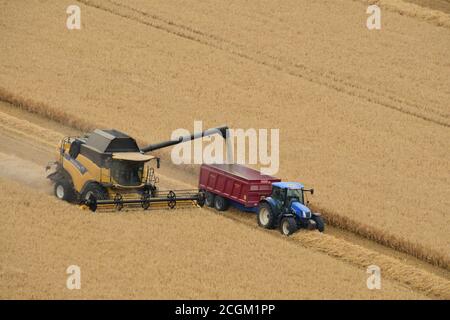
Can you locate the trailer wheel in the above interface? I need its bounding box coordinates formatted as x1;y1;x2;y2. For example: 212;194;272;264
280;217;297;236
205;191;215;208
313;215;325;232
214;195;229;211
54;179;75;202
257;203;276;229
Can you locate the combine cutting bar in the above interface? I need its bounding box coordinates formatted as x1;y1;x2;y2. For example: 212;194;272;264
84;189;205;212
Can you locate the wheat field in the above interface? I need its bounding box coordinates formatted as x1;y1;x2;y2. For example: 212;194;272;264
0;178;428;299
0;0;449;299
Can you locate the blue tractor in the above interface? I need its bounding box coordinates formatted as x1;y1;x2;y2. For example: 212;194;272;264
257;182;324;236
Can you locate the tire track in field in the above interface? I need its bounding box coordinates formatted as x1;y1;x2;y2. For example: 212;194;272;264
218;208;450;299
78;0;450;128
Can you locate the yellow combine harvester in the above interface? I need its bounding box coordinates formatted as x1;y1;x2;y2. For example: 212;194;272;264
46;126;228;212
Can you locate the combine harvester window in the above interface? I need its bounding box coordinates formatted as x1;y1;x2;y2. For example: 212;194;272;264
111;161;144;186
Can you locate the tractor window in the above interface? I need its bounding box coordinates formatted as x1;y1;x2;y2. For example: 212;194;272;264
271;187;284;201
287;188;304;204
111;160;144;186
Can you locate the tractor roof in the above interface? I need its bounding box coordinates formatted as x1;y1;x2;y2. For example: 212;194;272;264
272;182;304;189
85;129;140;153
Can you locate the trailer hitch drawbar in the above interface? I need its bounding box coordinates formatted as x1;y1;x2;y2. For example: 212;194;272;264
84;190;206;212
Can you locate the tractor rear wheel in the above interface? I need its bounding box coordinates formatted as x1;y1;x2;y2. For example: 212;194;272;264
257;202;276;229
81;183;108;202
313;215;325;232
205;191;215;207
214;195;229;211
280;217;297;236
54;179;75;202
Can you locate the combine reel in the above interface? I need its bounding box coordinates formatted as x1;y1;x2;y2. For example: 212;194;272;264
113;193;124;211
84;189;205;212
167;190;177;209
141;192;151;210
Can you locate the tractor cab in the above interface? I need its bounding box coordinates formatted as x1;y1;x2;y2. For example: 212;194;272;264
270;182;312;207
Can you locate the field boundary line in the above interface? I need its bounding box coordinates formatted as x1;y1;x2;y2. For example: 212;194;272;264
311;205;450;270
0;87;96;133
353;0;450;28
77;0;450;128
291;231;450;299
0;111;62;148
221;210;450;299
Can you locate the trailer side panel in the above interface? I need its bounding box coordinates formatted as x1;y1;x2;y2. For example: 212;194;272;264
198;164;280;207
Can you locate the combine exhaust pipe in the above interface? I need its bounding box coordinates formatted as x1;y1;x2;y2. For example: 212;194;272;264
141;125;228;153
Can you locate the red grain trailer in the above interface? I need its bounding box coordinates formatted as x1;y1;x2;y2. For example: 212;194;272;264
198;163;281;211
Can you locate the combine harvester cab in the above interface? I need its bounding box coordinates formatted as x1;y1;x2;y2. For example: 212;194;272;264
198;164;324;235
46;126;228;212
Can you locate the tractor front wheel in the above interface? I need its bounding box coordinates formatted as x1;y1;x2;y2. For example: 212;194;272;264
257;202;276;229
54;179;75;202
313;215;325;232
280;217;297;236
